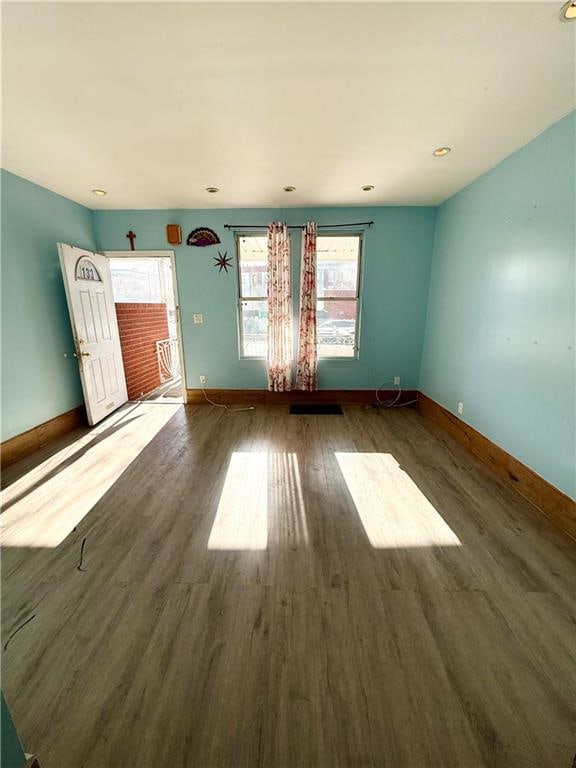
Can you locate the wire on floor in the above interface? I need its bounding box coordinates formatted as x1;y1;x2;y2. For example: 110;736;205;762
4;615;36;651
374;379;394;406
77;536;87;571
201;388;255;412
392;398;419;408
368;380;419;410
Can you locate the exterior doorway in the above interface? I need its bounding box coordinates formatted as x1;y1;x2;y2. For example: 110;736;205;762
105;250;186;404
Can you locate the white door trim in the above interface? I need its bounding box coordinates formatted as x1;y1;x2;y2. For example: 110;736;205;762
104;249;187;403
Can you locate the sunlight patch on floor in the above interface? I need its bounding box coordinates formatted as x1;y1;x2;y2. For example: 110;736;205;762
267;452;308;546
1;403;181;548
335;452;461;548
208;452;268;550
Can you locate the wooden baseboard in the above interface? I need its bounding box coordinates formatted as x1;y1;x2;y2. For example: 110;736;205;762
417;393;576;543
1;405;86;469
3;390;572;544
186;388;418;406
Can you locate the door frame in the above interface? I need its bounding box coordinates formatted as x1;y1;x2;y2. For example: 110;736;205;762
104;249;187;404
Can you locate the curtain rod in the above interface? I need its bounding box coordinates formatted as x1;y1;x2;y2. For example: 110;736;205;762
224;221;373;230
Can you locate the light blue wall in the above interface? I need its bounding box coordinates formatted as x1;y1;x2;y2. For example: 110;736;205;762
419;113;575;498
3;112;573;501
93;206;436;391
1;170;95;440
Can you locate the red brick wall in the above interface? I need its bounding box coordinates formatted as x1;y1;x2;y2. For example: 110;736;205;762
115;303;169;400
323;290;356;319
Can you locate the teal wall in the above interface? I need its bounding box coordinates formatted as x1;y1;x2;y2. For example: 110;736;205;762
92;206;436;391
419;113;575;498
2;113;574;499
1;170;95;440
1;692;26;768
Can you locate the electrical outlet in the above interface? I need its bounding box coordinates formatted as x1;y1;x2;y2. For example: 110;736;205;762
193;313;204;324
457;402;464;415
199;375;207;385
393;376;401;386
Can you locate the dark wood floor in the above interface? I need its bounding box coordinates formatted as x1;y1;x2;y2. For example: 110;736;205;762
2;403;575;768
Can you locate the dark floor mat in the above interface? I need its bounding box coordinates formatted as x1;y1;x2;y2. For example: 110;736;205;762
289;404;344;415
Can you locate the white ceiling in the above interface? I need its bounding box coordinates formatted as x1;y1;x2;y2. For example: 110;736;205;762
2;2;574;209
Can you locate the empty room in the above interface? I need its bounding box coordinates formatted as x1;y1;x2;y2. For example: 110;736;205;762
1;2;575;767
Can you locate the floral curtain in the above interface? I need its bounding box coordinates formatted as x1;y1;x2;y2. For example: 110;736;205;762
296;222;318;390
267;222;292;391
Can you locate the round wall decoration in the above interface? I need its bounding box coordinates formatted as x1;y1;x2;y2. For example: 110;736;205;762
186;227;221;247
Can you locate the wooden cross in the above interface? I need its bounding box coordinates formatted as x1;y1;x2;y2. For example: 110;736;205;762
126;230;136;251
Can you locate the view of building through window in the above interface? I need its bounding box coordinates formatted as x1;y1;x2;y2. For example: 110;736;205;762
237;236;269;356
316;236;361;357
236;233;361;358
109;257;178;338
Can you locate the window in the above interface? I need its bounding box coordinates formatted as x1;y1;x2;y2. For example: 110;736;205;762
237;235;269;356
236;232;361;359
316;235;361;357
109;258;169;303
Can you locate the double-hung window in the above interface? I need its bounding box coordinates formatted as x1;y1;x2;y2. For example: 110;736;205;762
316;234;362;358
237;235;269;357
236;232;362;359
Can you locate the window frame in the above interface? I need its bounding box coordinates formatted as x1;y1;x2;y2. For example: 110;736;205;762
236;232;270;359
316;231;363;360
235;230;363;361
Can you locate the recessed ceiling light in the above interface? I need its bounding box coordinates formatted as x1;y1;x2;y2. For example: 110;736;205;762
283;185;296;192
206;187;220;193
92;189;106;196
560;0;576;20
433;147;452;157
362;185;375;192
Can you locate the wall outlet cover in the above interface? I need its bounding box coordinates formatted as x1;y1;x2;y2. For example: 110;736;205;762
457;402;464;415
393;376;401;386
193;313;204;324
199;375;207;385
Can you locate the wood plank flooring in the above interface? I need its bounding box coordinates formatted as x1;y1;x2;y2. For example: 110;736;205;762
1;403;575;768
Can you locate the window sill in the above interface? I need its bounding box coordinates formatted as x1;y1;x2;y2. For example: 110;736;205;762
237;355;360;362
239;355;266;361
318;355;359;362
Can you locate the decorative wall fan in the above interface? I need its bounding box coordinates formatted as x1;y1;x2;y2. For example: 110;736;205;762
186;227;221;247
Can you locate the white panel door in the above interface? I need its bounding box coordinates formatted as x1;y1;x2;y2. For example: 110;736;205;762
58;243;128;425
